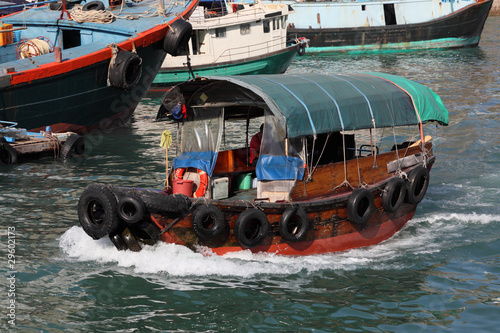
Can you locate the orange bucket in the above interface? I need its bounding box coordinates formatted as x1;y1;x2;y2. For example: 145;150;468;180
172;179;194;197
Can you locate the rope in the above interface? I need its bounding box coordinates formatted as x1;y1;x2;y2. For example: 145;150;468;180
70;6;115;23
43;130;60;157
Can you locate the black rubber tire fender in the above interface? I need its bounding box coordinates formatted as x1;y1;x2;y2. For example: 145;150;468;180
82;1;105;11
60;134;85;159
138;191;190;214
191;205;228;240
163;18;193;56
78;184;120;239
406;166;430;204
0;142;18;165
108;50;142;90
297;43;306;56
279;206;309;242
381;177;406;213
234;209;269;248
117;195;145;224
121;228;142;252
109;233;127;251
347;188;375;226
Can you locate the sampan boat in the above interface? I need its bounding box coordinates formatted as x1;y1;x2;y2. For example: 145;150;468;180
77;72;449;255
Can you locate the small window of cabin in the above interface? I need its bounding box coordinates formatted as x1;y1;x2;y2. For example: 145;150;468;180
240;24;250;35
263;20;270;33
362;5;366;11
383;4;397;25
62;29;81;50
215;27;226;38
282;15;287;29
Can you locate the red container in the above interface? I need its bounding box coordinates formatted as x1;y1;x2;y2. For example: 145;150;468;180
172;179;194;197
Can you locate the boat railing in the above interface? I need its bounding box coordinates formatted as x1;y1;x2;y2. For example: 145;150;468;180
213;35;289;63
190;5;268;24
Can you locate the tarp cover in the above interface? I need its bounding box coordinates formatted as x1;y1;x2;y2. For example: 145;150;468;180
193;73;449;138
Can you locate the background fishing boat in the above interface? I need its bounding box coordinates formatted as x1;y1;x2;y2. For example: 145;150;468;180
152;0;306;86
0;0;198;133
77;72;448;256
269;0;493;54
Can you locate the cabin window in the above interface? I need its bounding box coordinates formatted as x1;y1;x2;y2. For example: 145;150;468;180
384;4;397;25
215;27;226;38
240;24;250;35
62;29;81;49
263;20;270;33
362;5;366;11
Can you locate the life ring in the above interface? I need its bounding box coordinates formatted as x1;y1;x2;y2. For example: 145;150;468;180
78;184;120;239
82;1;105;11
381;177;406;213
296;43;306;56
108;50;142;90
234;209;269;248
279;206;309;242
0;142;18;165
406;165;429;204
163;18;193;56
174;168;208;198
191;205;228;240
60;134;85;159
117;195;145;224
346;188;374;225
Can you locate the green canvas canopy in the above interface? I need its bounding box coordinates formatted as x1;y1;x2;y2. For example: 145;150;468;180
184;73;449;138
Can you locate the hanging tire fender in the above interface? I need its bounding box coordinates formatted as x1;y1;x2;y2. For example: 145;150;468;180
78;185;120;239
297;43;306;56
381;177;406;213
82;1;105;11
117;195;145;224
60;134;85;159
347;188;374;226
279;206;309;242
163;18;193;56
191;205;228;240
406;165;430;204
108;50;142;90
234;209;269;248
0;142;18;165
109;233;127;251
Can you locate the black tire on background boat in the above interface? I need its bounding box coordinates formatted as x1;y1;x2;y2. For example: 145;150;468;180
78;185;120;239
109;233;127;251
279;206;309;242
122;228;142;252
381;177;406;213
0;142;18;165
406;166;430;204
191;205;227;240
297;43;306;56
347;188;374;226
234;209;269;248
82;1;105;11
117;195;145;224
108;51;142;90
163;18;192;56
60;134;85;159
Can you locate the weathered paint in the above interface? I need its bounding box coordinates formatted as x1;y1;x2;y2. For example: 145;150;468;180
278;0;492;53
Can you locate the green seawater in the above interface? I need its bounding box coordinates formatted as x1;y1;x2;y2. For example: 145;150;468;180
1;17;500;333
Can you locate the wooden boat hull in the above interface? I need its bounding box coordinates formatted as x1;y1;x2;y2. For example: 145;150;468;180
78;146;434;256
288;0;492;54
152;45;298;86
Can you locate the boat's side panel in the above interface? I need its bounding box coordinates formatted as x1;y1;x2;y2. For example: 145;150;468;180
0;40;166;133
287;0;492;53
284;0;475;29
153;46;298;85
